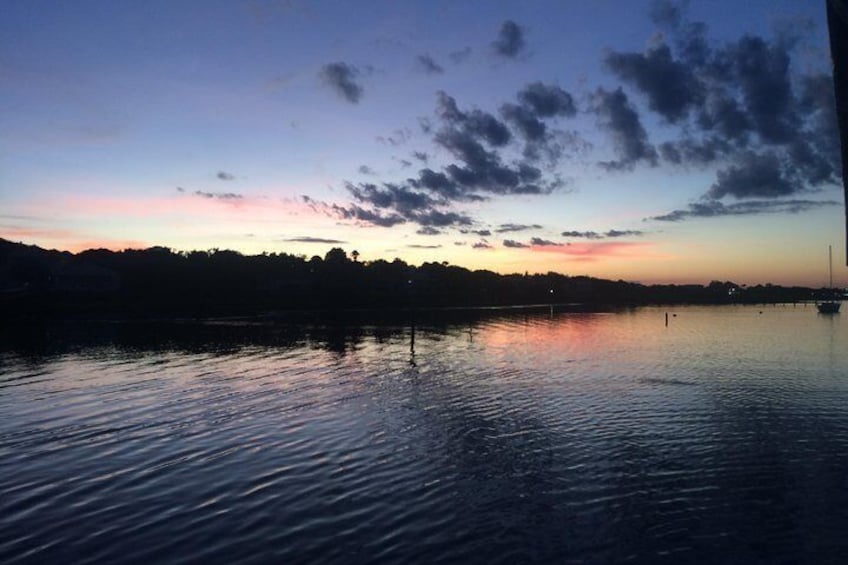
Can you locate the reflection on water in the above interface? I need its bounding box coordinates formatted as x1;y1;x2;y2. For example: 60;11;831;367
1;306;847;564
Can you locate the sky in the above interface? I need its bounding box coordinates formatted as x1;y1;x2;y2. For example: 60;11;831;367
1;0;845;286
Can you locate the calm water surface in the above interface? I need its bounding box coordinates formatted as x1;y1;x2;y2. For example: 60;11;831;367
1;305;847;564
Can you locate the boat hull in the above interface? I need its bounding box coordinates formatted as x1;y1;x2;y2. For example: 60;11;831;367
817;301;841;314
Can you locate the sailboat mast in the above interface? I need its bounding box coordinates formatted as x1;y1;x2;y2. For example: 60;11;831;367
830;244;834;288
827;0;848;265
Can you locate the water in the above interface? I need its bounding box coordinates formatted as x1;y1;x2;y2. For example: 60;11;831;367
1;305;847;564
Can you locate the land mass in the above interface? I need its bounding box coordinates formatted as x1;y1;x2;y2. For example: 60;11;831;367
0;238;838;319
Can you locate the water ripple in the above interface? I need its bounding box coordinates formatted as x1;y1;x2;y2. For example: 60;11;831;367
1;307;848;563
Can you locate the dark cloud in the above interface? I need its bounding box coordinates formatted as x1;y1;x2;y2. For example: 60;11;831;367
561;230;603;239
605;229;645;237
284;236;348;244
418;117;433;134
459;228;492;237
407;244;442;250
500;82;582;164
600;5;840;224
435;128;553;195
605;41;699;123
409;168;483;202
492;20;525;58
435;91;464;122
416;54;444;74
398;159;412;168
320;62;363;103
503;239;528;248
346;181;440;217
194;190;243;200
590;87;658;170
649;0;685;28
216;171;236;181
358;165;375;175
449;47;472;64
330;85;577;230
472;241;493;249
501;103;545;141
560;229;645;239
333;203;406;227
465;110;512;147
496;223;542;233
720;36;798;144
706;151;796;199
530;237;561;246
416;226;442;235
412;209;473;227
660;137;735;166
301;194;407;228
649;199;839;221
376;128;411;146
176;186;185;192
696;90;751;144
517;82;576;118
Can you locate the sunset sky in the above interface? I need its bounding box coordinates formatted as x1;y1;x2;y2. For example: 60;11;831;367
2;0;845;286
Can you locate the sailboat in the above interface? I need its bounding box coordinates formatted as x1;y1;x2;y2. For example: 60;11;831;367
816;245;841;314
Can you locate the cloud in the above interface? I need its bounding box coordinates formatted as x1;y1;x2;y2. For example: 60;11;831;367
561;230;603;239
590;87;658;170
459;228;492;237
284;236;348;244
724;36;798;145
706;151;796;199
193;190;243;200
358;165;375;175
416;226;442;235
216;171;236;181
449;47;472;64
492;20;526;58
416;54;444;74
407;244;442;249
329;85;578;230
503;239;528;248
320;62;363;103
605;41;699;123
649;0;685;28
606;4;840;217
561;229;646;239
376;128;411;146
605;229;645;237
517;82;577;118
500;82;582;164
530;237;562;246
531;241;658;260
496;223;542;233
472;241;493;249
325;201;406;227
649;198;839;221
412;209;474;227
501;103;545;141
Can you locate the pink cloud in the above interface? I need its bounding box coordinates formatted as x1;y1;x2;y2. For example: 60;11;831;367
1;225;148;253
29;191;322;223
530;241;661;261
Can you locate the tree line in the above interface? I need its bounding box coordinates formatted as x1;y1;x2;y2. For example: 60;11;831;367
0;238;827;318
